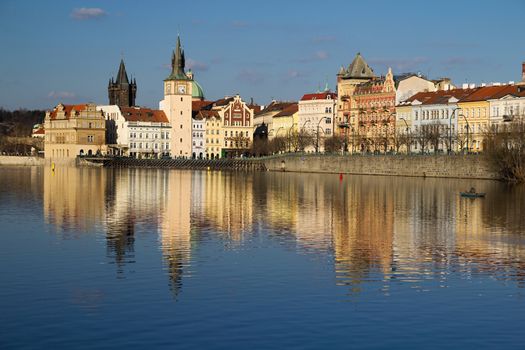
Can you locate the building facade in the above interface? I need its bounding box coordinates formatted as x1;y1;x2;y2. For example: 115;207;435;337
336;53;375;138
192;115;205;159
298;91;337;152
353;68;396;153
108;59;137;108
98;105;171;158
44;103;106;160
159;36;193;158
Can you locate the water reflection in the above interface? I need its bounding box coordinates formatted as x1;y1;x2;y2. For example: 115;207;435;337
41;167;525;298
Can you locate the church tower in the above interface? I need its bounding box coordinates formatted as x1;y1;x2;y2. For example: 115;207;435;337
160;36;193;158
108;59;137;107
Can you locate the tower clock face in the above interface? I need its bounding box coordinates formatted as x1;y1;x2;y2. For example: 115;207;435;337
178;85;186;94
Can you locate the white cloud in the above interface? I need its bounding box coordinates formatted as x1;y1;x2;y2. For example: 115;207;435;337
187;59;209;72
48;91;76;99
71;8;107;20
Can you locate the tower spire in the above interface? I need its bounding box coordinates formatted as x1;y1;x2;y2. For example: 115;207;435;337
166;35;189;80
116;59;130;85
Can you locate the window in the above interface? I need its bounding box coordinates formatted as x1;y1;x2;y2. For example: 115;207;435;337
325;128;331;135
87;135;94;143
326;118;331;124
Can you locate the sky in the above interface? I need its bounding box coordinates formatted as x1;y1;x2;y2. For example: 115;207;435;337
0;0;524;110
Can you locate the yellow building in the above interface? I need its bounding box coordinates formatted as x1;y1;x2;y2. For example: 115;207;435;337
394;103;413;154
44;103;106;161
271;103;299;138
202;110;222;159
457;87;493;152
197;95;256;158
336;53;375;137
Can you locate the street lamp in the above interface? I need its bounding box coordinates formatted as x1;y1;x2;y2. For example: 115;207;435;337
399;117;410;154
448;108;459;154
316;116;329;153
460;113;469;154
287;123;297;152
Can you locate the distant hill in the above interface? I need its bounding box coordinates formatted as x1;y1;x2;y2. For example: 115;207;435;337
0;108;45;137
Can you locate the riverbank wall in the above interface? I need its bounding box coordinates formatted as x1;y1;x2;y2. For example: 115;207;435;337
0;156;45;166
263;154;499;180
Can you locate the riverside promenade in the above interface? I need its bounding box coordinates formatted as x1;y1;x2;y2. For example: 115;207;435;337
263;153;499;180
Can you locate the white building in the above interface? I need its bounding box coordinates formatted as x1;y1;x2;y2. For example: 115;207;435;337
98;105;171;158
404;89;475;153
192;115;205;159
298;90;337;152
395;74;438;104
488;85;525;128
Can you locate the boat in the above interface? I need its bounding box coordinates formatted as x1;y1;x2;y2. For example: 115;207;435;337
460;192;486;198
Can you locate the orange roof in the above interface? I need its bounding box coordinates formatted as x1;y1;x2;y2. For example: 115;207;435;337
273;103;298;118
192;100;213;112
32;127;45;135
406;88;478;105
300;92;337;101
49;104;87;119
120;107;169;123
197;110;220;120
460;85;515;102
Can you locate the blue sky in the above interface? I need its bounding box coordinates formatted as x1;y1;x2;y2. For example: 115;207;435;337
0;0;524;110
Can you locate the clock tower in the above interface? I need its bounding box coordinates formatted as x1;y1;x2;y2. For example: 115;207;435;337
160;35;193;158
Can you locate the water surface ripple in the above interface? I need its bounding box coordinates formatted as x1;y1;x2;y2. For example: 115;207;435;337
1;167;524;349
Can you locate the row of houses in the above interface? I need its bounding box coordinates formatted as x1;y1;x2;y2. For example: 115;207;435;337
40;36;525;160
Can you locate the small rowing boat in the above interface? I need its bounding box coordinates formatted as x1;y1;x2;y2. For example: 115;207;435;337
460;192;485;198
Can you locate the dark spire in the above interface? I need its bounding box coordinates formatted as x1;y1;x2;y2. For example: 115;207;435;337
166;35;189;81
116;59;130;85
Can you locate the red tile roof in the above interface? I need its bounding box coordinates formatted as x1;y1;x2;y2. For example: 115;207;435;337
192;100;214;112
460;85;515;102
49;104;87;119
197;110;220;120
120;107;169;123
405;88;478;105
300;92;337;101
32;127;45;135
256;101;296;116
273;103;298;118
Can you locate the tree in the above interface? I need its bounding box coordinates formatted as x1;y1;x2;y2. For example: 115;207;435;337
323;135;345;154
268;136;287;154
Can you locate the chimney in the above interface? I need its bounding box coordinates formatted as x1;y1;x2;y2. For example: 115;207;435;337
462;83;469;89
469;83;476;89
522;62;525;82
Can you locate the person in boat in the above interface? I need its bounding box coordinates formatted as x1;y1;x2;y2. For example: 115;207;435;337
469;187;476;194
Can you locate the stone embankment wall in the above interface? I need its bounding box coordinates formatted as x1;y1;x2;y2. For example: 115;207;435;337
0;156;45;166
263;154;499;180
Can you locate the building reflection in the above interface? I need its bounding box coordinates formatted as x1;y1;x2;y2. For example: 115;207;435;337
42;166;525;298
160;170;192;297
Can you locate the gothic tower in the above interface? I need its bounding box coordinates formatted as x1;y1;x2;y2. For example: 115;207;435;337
159;36;193;158
108;59;137;107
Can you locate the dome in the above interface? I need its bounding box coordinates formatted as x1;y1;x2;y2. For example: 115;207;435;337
192;80;205;100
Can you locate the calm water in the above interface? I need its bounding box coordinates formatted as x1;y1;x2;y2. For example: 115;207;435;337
1;166;525;349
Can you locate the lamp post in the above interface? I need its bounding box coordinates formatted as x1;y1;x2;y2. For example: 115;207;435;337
460;113;469;153
399;117;410;154
287;123;297;152
350;126;355;154
316;116;329;153
449;108;459;154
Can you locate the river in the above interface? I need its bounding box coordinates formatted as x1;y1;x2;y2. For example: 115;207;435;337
1;166;524;349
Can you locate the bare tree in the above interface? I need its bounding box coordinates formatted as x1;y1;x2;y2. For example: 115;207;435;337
484;120;525;182
323;135;345;154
